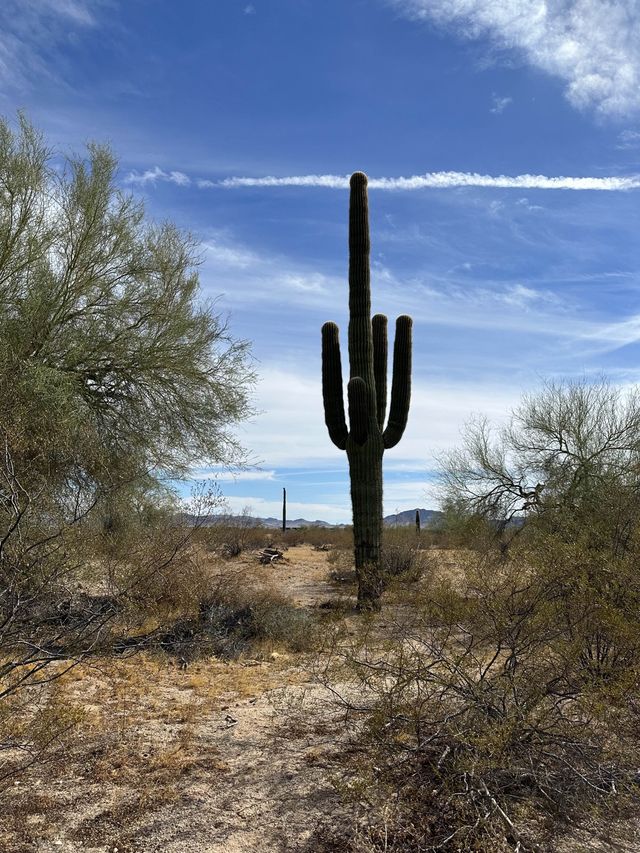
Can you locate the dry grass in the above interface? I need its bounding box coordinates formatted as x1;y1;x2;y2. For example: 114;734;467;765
3;545;639;853
0;646;312;851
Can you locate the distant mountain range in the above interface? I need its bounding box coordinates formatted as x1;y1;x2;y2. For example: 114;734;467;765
384;509;443;527
187;508;443;529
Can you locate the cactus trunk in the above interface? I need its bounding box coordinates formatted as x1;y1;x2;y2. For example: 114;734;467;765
347;430;384;607
321;172;413;611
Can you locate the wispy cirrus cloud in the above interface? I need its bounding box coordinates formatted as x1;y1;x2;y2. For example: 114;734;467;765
617;129;640;150
191;469;276;482
387;0;640;118
199;231;335;305
125;166;191;187
129;168;640;192
196;229;629;348
0;0;105;92
220;172;640;191
490;94;512;114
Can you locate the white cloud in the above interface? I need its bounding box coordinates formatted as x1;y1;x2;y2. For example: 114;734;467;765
127;166;640;193
199;232;336;306
580;314;640;353
383;479;442;515
236;366;521;470
191;469;276;482
243;3;256;14
501;283;552;308
220;495;351;525
389;0;640;117
0;0;102;92
617;129;640;149
219;171;640;191
516;197;544;212
197;229;609;346
490;94;512;114
204;236;258;269
368;265;591;340
125;166;191;187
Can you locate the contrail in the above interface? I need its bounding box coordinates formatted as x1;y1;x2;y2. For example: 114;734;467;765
217;171;640;191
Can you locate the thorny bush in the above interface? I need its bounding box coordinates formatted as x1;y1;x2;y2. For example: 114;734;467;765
319;537;640;851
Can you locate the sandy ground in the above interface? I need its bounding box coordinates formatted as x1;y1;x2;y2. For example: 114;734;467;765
1;544;639;853
0;545;358;853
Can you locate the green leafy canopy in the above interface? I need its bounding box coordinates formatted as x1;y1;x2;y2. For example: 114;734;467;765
0;113;255;501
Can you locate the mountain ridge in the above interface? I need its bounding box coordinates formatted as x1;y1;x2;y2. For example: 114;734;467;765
185;508;443;529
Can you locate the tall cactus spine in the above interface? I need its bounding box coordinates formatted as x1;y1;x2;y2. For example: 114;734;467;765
321;172;413;611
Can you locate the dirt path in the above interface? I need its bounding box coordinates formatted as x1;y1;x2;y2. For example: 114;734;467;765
252;544;342;607
1;545;355;853
128;682;348;853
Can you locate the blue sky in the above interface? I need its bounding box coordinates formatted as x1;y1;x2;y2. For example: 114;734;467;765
4;0;640;522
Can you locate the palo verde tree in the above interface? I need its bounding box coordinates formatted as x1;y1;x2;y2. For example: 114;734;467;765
321;172;412;610
0;114;255;778
0;114;254;511
439;377;640;556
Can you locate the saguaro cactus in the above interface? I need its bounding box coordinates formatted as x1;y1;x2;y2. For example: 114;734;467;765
282;487;287;533
321;172;412;610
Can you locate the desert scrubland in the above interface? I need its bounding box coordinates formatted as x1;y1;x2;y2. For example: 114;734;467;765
2;527;640;853
2;118;640;853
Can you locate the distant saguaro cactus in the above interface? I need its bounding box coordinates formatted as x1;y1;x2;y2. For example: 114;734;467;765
416;509;421;536
321;172;412;610
282;487;287;533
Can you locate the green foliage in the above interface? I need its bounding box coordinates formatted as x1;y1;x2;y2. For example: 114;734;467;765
435;379;640;581
0;114;254;777
321;172;412;611
0;113;254;508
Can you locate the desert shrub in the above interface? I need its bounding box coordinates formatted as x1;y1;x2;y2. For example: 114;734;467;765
321;539;640;851
0;678;86;789
127;546;214;618
314;379;640;848
296;525;353;549
379;538;426;584
203;509;269;557
327;532;430;588
280;527;305;546
327;547;357;585
197;581;317;658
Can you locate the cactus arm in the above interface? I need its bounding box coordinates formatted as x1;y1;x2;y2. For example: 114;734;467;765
321;321;348;450
347;172;375;391
347;377;369;446
372;313;388;428
383;315;413;449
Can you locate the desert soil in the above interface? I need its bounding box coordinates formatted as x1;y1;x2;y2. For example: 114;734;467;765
1;544;638;853
0;545;360;853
